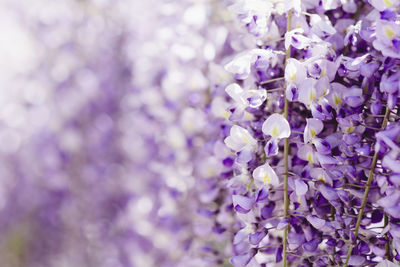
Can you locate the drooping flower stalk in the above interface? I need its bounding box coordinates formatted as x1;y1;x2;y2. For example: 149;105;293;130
282;9;292;267
344;107;391;266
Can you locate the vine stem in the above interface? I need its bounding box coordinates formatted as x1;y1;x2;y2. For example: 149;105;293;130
259;77;284;85
283;9;292;267
384;214;390;259
344;107;390;266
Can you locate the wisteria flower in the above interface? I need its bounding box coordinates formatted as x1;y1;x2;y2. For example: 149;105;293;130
262;113;291;156
233;194;255;214
373;19;400;58
225;49;278;80
304;118;324;143
298;78;319;106
285;28;312;50
229;0;273;38
225;52;256;80
298;144;317;164
225;125;257;152
225;83;267;109
369;0;400;11
253;162;280;188
285;58;307;85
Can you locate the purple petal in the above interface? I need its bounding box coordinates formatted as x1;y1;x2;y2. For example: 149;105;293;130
307;215;326;230
380;9;397;21
376;260;399;267
326;238;336;246
318;184;339;201
388;92;398;110
303;238;320;252
345;95;364;107
260;203;275;220
234;228;250;245
386;205;400;219
377;191;400;209
256;187;269;202
265;139;279;157
230;250;256;267
313;138;331;154
249;228;268;245
277;218;289;230
275;245;283;263
390;174;400;187
295;179;308;196
348;255;365;265
316;154;338;169
233;195;255;214
360;62;380;78
343;134;360;146
286;83;299;102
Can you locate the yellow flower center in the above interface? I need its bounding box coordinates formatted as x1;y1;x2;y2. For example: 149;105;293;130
334;94;342;106
318;176;325;183
310;129;316;139
309;91;316;102
206;167;215;177
307;153;313;164
289;73;296;82
384;0;393;7
272;126;279;138
223;110;230;119
263;174;270;184
346;126;354;134
385;27;396;40
244;112;254;121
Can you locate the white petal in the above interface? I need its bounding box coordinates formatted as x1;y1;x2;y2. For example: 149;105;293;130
224;136;244;152
285;58;307;84
225;83;246;105
304;118;324;143
298;144;315;164
231;125;257;146
241;89;267;108
262;113;291;139
225;125;257;152
224;51;256;80
253;162;279;187
295;179;308;196
298;78;317;106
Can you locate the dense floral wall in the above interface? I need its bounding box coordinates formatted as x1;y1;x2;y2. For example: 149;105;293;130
0;0;400;266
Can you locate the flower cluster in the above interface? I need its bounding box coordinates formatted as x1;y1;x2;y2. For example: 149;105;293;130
221;0;400;266
0;0;235;266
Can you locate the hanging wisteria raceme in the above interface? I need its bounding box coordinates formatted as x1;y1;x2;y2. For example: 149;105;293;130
127;1;240;265
221;0;400;266
0;0;236;266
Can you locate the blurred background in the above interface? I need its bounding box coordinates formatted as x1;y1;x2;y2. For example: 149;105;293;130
0;0;239;266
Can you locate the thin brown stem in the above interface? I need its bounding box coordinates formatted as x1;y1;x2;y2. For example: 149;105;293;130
344;107;390;266
260;77;284;85
282;9;292;267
